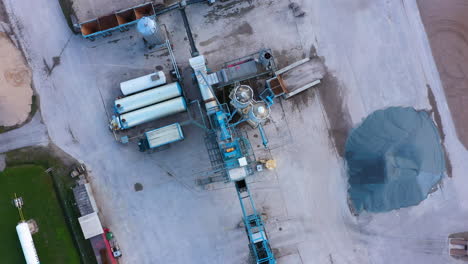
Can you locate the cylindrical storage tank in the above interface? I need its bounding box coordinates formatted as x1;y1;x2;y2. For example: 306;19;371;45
258;50;273;68
120;71;166;96
16;222;40;264
118;97;187;130
230;85;253;110
115;82;182;114
248;101;270;124
137;16;165;47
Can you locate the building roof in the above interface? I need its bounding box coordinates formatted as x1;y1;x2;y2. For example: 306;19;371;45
78;212;103;239
73;183;98;216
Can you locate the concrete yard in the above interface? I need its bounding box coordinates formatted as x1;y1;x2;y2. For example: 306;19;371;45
2;0;468;263
0;112;48;153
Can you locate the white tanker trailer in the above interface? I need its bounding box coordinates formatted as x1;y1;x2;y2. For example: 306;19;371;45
120;71;166;96
16;222;40;264
114;82;182;114
110;96;187;130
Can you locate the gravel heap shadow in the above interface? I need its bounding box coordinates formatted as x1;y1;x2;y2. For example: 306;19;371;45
346;107;445;213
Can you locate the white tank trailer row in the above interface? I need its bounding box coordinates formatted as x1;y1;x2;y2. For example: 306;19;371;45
111;97;187;130
110;72;187;131
114;82;183;114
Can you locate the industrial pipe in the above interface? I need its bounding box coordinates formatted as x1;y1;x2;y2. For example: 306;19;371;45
180;7;199;57
258;124;269;148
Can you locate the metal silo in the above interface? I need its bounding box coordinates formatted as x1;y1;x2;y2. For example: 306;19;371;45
248;101;270;125
137;16;165;48
258;49;273;69
229;85;253;110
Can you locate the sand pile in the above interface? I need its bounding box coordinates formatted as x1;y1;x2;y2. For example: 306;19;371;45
345;107;445;213
0;32;32;127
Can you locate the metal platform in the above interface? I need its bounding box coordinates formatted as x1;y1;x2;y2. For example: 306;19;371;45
235;180;276;264
197;127;255;185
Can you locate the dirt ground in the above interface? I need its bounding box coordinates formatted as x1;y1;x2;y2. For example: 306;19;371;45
417;0;468;149
0;0;7;23
0;32;32;127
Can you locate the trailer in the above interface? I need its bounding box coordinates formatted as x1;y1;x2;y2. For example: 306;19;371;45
110;96;187;130
104;228;122;259
16;222;40;264
120;71;166;96
138;123;184;151
79;2;156;40
114;82;182;114
449;232;468;261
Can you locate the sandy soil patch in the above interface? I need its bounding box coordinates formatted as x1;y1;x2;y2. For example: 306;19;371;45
0;32;32;127
417;0;468;149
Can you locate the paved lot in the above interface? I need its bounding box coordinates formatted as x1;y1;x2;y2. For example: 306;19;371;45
3;0;468;263
0;112;48;153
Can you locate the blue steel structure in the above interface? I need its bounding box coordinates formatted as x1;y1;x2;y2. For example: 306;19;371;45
203;104;276;264
202;104;255;182
193;60;277;262
259;88;277;107
193;52;278;179
235;180;276;264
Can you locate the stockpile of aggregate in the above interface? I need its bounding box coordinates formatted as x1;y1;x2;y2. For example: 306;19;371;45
345;107;445;213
